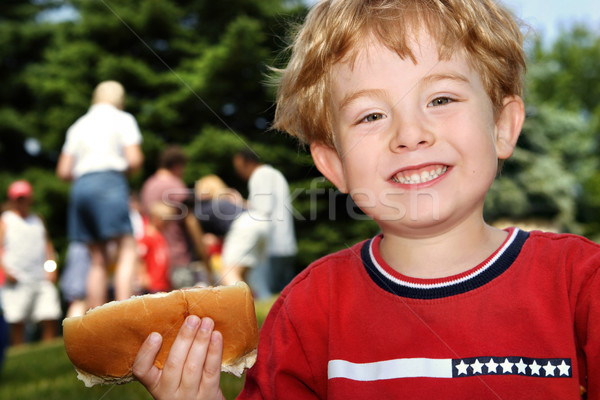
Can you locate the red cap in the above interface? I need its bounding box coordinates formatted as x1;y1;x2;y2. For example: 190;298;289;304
7;180;33;200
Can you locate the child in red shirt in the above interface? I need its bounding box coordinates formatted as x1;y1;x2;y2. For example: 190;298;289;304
137;203;173;293
133;1;599;398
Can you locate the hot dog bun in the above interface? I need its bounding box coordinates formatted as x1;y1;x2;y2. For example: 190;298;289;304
63;282;258;387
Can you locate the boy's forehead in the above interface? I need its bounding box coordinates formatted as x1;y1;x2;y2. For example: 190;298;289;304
333;31;468;78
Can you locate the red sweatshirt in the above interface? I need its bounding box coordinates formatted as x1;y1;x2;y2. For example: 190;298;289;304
239;229;600;399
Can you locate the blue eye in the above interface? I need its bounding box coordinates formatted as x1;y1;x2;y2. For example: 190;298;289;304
428;97;453;107
362;113;386;123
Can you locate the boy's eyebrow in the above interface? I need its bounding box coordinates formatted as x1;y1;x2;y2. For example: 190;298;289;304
339;88;389;111
420;72;470;86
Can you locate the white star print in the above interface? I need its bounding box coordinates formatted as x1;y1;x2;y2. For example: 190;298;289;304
529;360;541;375
449;357;570;377
456;360;469;375
557;360;570;376
471;359;484;374
543;361;556;376
485;358;499;373
515;359;527;374
500;358;514;374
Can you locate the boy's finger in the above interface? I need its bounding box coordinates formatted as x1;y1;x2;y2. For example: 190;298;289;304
179;318;215;393
198;330;224;395
132;332;163;388
160;315;202;387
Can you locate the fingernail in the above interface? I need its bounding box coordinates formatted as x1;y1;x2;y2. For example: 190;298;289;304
149;332;162;344
200;318;213;332
187;315;200;328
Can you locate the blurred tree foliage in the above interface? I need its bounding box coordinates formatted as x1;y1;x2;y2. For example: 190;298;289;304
0;1;600;272
0;0;376;269
485;25;600;240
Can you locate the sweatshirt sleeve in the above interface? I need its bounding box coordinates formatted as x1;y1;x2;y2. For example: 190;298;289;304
575;265;600;399
238;294;324;399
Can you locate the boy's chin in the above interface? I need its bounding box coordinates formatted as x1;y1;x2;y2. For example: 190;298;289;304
361;203;442;226
377;216;447;235
373;204;471;234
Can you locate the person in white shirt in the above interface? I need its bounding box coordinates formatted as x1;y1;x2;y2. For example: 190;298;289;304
56;81;144;309
220;149;297;298
0;180;61;346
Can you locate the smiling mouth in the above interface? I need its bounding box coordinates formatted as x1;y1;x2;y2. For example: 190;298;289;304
391;165;448;185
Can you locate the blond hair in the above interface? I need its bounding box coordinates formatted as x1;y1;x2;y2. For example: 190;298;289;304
195;175;229;199
92;80;126;110
273;0;526;147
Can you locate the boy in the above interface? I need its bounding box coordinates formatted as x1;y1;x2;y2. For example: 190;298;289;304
133;0;599;398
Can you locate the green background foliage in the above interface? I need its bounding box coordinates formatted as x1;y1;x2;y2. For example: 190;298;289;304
1;1;600;271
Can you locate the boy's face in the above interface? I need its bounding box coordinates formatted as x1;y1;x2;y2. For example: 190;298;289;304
311;32;523;237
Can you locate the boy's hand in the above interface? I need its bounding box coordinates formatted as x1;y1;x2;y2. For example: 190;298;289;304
133;316;225;400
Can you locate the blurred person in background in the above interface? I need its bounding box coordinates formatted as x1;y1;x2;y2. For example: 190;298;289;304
136;202;173;294
56;80;144;309
0;295;7;373
194;175;245;258
0;180;61;346
194;174;246;283
141;146;211;288
58;241;90;318
226;149;298;298
0;203;7;367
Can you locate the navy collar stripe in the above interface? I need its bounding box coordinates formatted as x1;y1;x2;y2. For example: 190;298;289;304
362;229;530;299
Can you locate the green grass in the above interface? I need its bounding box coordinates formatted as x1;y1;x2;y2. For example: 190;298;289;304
0;296;277;400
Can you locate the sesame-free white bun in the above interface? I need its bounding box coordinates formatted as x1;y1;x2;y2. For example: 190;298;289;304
63;282;258;387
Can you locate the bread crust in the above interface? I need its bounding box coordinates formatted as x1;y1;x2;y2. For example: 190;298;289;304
63;282;259;386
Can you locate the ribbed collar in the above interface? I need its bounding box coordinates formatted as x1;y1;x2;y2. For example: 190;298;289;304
362;228;529;299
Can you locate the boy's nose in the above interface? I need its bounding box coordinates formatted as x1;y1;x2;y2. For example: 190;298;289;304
388;120;435;152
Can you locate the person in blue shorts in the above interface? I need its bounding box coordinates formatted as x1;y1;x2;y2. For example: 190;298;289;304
56;81;144;309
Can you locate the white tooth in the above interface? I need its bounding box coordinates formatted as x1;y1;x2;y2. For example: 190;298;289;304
411;173;420;183
442;166;448;173
436;167;442;175
420;171;430;181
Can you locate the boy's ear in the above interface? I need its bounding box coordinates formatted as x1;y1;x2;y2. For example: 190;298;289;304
310;142;349;193
494;95;525;160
